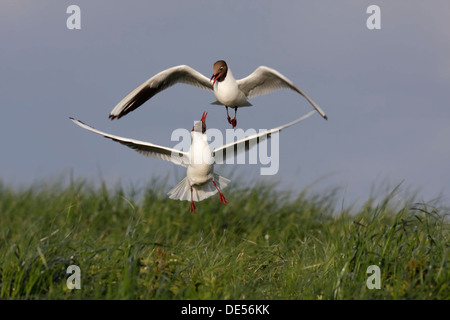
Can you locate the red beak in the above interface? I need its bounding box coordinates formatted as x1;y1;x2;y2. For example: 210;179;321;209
201;111;208;122
210;73;221;86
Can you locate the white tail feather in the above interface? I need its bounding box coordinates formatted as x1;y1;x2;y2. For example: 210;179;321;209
167;174;230;202
210;100;252;107
210;100;224;106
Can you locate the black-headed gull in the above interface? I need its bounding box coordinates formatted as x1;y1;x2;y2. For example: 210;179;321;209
72;110;315;212
108;60;327;128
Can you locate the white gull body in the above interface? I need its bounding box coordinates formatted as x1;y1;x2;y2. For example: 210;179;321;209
71;110;316;212
108;60;327;127
211;67;251;108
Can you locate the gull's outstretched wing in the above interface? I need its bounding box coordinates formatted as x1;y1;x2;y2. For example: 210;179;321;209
212;110;316;162
237;66;327;120
109;65;213;119
70;118;189;167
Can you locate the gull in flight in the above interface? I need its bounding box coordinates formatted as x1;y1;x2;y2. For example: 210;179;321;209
72;110;315;212
108;60;327;128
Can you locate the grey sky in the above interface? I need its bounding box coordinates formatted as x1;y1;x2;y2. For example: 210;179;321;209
1;1;449;207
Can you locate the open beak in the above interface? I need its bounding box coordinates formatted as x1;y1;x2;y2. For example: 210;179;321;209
201;111;208;122
210;72;221;86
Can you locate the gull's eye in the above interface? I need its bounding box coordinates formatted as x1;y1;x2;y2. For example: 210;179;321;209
220;67;223;70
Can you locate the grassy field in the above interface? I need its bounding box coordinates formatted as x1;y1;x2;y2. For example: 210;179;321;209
0;177;448;300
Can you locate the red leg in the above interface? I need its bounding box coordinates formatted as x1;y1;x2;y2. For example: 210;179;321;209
230;107;237;128
226;106;233;124
190;185;196;213
212;180;227;205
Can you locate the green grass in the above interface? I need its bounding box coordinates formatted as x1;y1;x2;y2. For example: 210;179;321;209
0;177;448;300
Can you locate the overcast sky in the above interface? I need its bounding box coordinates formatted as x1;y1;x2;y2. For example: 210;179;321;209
1;0;449;208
